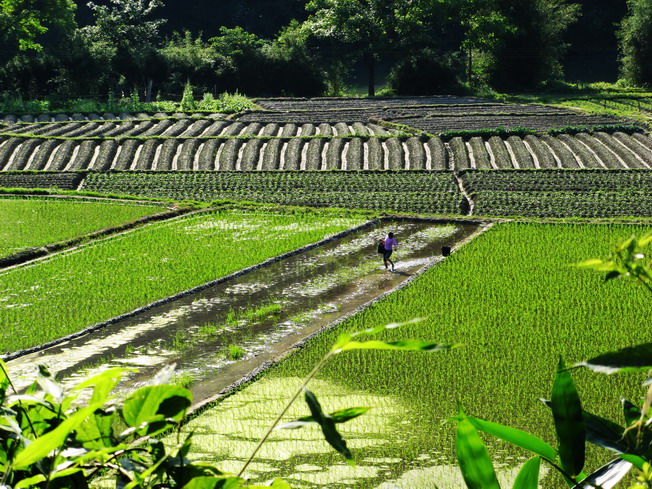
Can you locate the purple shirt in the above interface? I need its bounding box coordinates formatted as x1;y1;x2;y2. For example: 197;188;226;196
384;237;397;250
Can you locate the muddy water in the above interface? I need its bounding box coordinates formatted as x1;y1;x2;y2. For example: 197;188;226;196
7;220;479;403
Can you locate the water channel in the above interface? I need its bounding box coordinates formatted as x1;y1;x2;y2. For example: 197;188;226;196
7;219;482;407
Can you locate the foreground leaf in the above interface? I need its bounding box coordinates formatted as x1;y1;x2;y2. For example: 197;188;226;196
455;410;500;489
278;407;369;430
122;385;192;436
13;403;101;468
572;458;632;489
303;389;352;460
513;456;541;489
551;357;585;477
575;343;652;375
337;340;460;353
467;417;557;462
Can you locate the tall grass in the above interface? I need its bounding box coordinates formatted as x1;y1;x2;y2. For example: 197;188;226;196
0;209;363;353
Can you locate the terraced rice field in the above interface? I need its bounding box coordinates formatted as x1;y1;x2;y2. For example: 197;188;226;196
463;169;652;217
0;196;162;258
0;207;363;353
178;222;650;489
80;171;466;215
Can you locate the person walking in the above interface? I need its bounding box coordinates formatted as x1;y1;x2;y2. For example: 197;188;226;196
381;232;398;271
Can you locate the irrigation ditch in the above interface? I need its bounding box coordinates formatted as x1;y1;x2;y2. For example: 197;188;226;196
5;217;489;412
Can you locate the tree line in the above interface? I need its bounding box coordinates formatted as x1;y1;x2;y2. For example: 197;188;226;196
0;0;650;102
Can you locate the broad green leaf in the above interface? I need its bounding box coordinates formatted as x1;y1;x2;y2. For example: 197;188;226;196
303;389;352;460
122;385;192;436
14;474;47;488
181;475;244;489
338;340;460;353
77;408;115;449
512;456;540;489
582;410;627;453
37;365;64;403
572;458;632;489
74;367;133;405
13;403;101;468
278;407;370;430
620;454;646;470
575;343;652;374
455;411;500;489
467;417;557;462
551;357;585;477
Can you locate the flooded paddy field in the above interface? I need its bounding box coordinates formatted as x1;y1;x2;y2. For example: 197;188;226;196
176;222;648;489
6;219;481;408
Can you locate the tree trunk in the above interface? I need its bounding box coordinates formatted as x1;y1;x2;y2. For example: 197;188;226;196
145;78;153;103
365;55;376;97
467;48;472;83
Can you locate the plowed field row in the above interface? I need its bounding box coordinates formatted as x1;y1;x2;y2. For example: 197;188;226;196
79;171;465;214
395;113;619;133
1;132;650;171
3;169;652;218
462;169;652;218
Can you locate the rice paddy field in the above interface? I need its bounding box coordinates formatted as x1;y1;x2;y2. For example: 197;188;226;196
0;208;364;353
0;196;163;258
180;222;650;488
2;96;652;488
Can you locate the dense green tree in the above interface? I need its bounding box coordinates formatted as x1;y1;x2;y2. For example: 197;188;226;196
618;0;652;87
303;0;426;96
486;0;580;89
0;0;76;50
458;0;514;82
83;0;166;100
160;31;220;95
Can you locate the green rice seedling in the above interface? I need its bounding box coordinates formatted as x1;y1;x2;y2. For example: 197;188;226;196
228;344;245;360
174;371;195;389
0;197;162;258
242;303;283;322
184;222;651;488
0;208;363;353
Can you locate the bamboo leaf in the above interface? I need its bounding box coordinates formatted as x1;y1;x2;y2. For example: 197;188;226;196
551;357;585;477
575;343;652;374
303;389;352;461
571;458;632;489
620;454;646;470
467;417;557;462
278;407;369;430
455;410;501;489
512;456;540;489
338;340;460;353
